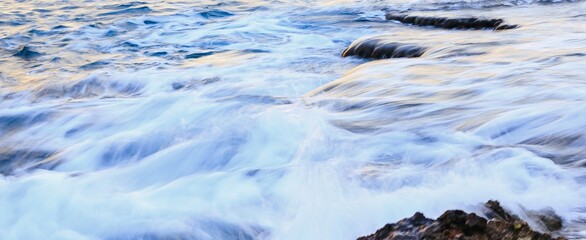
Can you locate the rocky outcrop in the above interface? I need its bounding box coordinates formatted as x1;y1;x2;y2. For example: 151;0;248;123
357;200;566;240
342;14;518;60
342;37;426;60
385;14;519;30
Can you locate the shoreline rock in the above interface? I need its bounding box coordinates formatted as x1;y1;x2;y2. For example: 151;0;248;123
385;14;519;30
357;200;566;240
342;37;427;60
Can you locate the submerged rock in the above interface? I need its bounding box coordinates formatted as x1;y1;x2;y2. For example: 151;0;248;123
385;14;519;30
342;37;426;60
358;200;566;240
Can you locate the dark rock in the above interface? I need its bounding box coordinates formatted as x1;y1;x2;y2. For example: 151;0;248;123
359;212;434;240
358;200;567;240
527;208;564;232
494;24;519;31
342;37;426;60
13;46;42;60
484;200;517;222
386;14;519;31
465;213;488;232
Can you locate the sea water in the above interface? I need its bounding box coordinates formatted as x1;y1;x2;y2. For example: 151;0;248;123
1;0;586;239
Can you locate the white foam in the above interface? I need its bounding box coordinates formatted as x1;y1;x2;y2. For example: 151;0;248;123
1;0;586;239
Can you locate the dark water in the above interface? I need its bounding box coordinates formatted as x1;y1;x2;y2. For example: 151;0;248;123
1;0;586;239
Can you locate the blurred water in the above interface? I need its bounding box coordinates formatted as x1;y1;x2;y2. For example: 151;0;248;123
1;0;586;239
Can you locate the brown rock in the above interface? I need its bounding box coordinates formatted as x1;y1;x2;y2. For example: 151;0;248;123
357;200;566;240
527;208;564;232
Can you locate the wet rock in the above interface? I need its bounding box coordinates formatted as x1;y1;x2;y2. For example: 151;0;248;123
527;208;564;232
358;200;566;240
359;212;434;240
13;46;42;60
484;200;517;222
385;14;519;30
342;37;426;60
494;24;519;31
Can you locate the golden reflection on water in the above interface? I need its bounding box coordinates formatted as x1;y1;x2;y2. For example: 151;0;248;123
2;0;586;97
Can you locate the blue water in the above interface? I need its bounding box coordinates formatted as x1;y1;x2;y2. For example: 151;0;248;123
1;0;586;239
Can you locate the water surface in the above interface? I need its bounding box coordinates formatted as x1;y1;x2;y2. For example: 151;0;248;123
1;0;586;239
